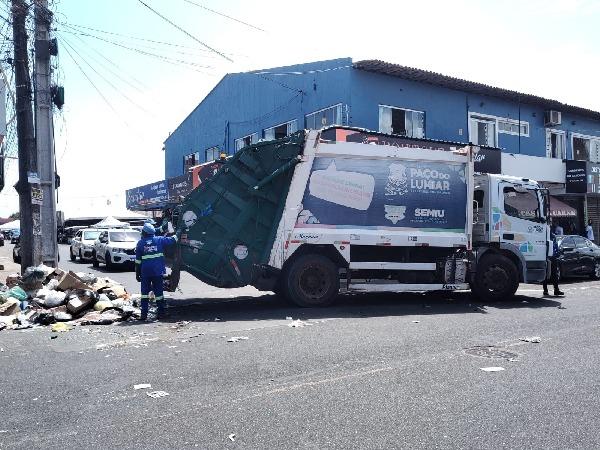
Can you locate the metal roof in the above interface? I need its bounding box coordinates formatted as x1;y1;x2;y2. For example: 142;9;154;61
354;60;600;121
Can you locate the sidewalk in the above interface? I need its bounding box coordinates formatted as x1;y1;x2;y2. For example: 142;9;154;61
0;243;21;282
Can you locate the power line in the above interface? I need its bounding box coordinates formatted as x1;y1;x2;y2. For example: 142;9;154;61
136;0;233;63
58;24;216;74
60;35;155;116
183;0;265;32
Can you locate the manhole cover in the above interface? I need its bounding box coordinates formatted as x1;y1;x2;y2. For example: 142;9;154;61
464;346;519;360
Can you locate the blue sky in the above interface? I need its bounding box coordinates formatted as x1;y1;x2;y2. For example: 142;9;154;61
1;0;599;216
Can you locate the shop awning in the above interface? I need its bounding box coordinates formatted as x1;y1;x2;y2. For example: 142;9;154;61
550;196;578;217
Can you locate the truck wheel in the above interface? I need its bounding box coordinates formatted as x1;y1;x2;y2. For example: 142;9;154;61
472;254;518;302
284;254;339;307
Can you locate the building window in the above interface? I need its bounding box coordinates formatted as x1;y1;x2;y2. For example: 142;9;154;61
571;134;600;162
264;120;297;141
234;132;259;151
546;130;565;159
205;146;220;162
183;151;200;171
498;119;529;136
305;104;343;129
378;105;425;138
469;115;497;147
469;113;530;147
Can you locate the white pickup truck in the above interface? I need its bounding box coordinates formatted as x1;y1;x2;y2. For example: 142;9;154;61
171;127;551;306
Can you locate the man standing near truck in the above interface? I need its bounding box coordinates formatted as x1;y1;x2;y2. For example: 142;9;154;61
543;230;564;297
135;222;178;320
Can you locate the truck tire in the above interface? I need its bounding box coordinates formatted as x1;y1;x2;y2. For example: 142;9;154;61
284;254;339;307
472;254;519;302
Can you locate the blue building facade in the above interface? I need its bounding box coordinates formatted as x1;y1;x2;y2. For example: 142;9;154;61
163;58;600;239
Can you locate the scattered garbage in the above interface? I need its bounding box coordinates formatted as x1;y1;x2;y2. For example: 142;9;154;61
480;367;505;372
1;264;138;331
51;322;71;333
133;384;151;390
288;319;312;328
411;320;420;323
519;336;541;343
228;434;236;442
146;391;169;398
285;316;293;320
227;336;249;343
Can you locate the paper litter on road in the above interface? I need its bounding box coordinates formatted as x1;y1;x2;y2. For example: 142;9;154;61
480;367;505;372
147;391;169;398
227;336;249;343
228;434;236;442
411;320;420;323
288;319;312;328
285;316;293;320
520;336;541;343
133;384;151;390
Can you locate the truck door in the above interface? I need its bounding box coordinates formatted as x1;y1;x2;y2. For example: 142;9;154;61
499;184;547;263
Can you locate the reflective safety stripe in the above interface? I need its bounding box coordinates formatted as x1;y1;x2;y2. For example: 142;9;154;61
141;253;164;260
140;295;150;299
135;260;141;264
154;296;164;301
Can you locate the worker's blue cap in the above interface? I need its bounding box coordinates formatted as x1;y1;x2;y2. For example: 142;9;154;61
142;223;155;235
144;218;156;225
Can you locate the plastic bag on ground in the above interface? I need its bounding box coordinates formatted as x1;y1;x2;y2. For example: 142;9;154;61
45;278;59;291
44;290;67;308
6;287;27;302
94;300;113;312
75;272;97;285
21;266;49;290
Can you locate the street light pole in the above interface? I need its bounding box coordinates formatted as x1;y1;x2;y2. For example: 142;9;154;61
34;0;58;267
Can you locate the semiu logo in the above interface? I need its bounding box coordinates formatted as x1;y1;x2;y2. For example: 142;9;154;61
414;208;445;218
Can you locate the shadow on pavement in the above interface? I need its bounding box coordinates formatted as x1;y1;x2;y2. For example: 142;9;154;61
158;290;564;324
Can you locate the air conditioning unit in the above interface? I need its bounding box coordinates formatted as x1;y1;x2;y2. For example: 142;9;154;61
544;110;562;127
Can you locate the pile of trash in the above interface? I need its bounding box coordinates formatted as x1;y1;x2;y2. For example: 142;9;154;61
0;265;140;331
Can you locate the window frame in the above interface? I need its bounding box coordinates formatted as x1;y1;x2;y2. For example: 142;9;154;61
234;132;259;152
546;129;566;159
305;103;343;130
571;132;600;162
468;112;530;147
263;119;298;140
378;104;425;138
205;146;220;162
183;151;200;171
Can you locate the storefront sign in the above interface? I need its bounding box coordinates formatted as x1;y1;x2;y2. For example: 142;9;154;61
566;160;600;194
320;127;501;174
167;173;192;200
126;180;168;210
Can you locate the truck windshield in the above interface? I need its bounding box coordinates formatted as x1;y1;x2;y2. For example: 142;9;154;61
109;231;140;242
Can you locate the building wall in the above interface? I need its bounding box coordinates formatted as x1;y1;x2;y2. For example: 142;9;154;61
164;58;353;178
164;58;600;179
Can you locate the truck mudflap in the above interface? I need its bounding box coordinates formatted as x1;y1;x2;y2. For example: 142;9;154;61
174;132;306;288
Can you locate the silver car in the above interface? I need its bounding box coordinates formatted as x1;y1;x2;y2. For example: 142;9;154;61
70;228;102;261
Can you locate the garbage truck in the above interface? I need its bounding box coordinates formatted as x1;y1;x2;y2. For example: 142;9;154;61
168;127;551;306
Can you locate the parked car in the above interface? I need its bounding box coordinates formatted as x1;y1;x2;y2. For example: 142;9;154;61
70;228;102;261
61;226;86;244
556;235;600;280
93;228;140;270
10;229;20;244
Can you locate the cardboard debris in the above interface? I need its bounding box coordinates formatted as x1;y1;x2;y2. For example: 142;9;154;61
57;271;92;291
0;299;20;316
66;291;97;316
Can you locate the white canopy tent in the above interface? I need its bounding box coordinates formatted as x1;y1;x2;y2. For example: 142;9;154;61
93;216;129;229
0;219;20;230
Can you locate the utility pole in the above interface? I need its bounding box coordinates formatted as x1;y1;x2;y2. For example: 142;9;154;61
34;0;58;267
11;0;42;270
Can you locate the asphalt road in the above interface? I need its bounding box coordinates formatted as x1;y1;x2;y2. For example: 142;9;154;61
1;246;599;449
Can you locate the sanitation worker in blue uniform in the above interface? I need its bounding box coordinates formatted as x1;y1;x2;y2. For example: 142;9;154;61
135;223;178;320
